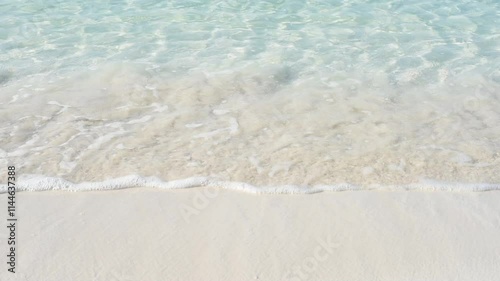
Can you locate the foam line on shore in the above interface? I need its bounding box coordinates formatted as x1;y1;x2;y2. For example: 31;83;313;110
1;174;500;194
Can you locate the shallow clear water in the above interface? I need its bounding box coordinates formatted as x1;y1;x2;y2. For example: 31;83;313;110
2;0;499;83
1;0;499;190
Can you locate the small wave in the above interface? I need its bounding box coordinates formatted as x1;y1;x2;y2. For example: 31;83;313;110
1;174;500;194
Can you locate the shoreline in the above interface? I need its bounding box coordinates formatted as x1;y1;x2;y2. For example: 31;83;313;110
2;174;500;194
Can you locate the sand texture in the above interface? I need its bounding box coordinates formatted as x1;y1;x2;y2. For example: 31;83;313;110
1;189;499;281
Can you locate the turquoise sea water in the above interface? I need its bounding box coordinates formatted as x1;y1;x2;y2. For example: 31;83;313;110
1;0;499;83
1;0;499;190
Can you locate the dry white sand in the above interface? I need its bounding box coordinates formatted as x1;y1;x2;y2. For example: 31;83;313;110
1;189;500;281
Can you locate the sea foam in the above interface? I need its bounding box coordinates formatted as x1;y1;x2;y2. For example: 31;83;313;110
1;174;500;194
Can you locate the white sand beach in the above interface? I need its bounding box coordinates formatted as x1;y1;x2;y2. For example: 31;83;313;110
1;189;499;281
